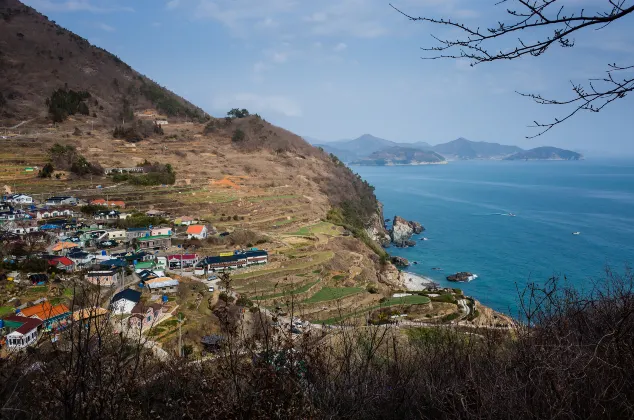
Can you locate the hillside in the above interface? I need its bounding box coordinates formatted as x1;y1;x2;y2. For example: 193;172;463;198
0;0;207;125
350;147;446;166
432;138;522;159
320;134;433;161
505;146;583;161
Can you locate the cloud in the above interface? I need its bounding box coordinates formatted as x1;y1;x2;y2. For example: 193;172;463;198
213;93;302;117
333;42;347;52
22;0;133;13
96;22;115;32
166;0;181;10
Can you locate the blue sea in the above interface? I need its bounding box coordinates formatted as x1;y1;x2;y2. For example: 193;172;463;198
353;159;634;316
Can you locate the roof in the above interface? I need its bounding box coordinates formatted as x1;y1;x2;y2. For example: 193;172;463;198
3;315;43;335
144;277;179;288
50;256;74;266
127;227;150;232
87;270;117;276
138;270;158;281
72;307;108;322
168;254;198;261
186;225;206;235
47;196;72;200
100;259;127;267
111;289;141;304
19;302;70;321
131;302;164;314
51;241;79;251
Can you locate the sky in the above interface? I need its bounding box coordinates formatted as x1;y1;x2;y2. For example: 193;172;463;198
21;0;634;154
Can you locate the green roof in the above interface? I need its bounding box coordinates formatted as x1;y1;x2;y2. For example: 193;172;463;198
134;261;156;269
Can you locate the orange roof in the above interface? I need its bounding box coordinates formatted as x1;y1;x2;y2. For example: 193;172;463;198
186;225;205;235
20;302;70;321
52;241;79;252
72;307;108;321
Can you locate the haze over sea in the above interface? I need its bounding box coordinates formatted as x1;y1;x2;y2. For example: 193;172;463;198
354;159;634;315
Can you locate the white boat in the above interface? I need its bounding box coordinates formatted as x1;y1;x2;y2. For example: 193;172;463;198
572;232;581;235
508;213;516;217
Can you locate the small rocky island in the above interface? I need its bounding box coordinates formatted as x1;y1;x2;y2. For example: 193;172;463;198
390;215;424;248
447;272;477;282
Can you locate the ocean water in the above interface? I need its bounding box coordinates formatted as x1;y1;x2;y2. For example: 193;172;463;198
353;159;634;315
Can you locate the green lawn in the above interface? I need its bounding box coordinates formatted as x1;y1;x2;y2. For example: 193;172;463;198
288;221;341;237
0;306;14;317
252;280;320;301
302;287;364;304
273;217;296;227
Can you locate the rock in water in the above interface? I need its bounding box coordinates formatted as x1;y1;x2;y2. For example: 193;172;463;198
408;221;424;234
391;256;410;267
390;216;414;244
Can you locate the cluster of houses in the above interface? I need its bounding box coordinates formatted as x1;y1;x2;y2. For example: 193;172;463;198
194;249;268;275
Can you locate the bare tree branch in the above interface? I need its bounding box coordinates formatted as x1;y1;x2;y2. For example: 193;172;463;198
391;0;634;137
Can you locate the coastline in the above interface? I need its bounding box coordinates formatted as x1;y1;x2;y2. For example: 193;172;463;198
400;271;435;291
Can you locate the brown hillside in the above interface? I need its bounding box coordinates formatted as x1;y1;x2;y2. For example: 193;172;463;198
0;0;206;125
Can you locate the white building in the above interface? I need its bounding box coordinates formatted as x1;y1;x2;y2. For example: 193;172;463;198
186;225;208;239
5;194;33;204
3;316;42;350
110;289;141;314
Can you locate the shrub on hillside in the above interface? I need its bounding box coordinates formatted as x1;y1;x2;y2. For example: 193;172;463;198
49;143;103;176
37;163;54;178
232;128;246;143
46;88;91;122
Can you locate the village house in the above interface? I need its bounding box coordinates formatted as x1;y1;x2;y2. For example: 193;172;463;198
94;210;121;220
150;227;172;236
18;302;72;331
32;208;74;220
186;225;208;240
2;316;42;350
174;216;196;226
67;251;95;267
46;196;79;206
86;269;120;287
9;221;39;235
90;199;126;208
110;289;141;314
106;229;127;240
51;241;80;254
168;254;199;268
144;277;179;294
47;256;76;272
4;194;33;204
126;227;151;240
194;250;268;275
128;302;164;330
137;235;171;250
72;307;109;328
146;209;166;217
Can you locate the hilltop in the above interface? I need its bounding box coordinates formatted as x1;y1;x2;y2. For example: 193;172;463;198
314;134;432;162
505;146;583;161
350;147;446;166
432;138;522;160
0;0;206;125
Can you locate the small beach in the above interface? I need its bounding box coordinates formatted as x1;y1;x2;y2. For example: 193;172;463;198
401;271;435;290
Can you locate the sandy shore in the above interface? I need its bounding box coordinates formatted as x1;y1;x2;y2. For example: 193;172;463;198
400;271;436;291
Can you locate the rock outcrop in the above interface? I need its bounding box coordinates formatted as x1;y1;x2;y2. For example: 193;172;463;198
390;216;424;247
365;203;391;247
377;263;403;288
390;256;410;267
447;272;476;282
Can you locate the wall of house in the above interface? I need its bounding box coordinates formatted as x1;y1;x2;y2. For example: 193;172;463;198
112;298;137;314
6;329;37;349
87;274;117;287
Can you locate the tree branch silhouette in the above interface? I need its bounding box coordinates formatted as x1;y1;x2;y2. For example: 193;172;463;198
391;0;634;137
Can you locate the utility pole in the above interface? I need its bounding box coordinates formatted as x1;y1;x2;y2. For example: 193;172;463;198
178;313;183;357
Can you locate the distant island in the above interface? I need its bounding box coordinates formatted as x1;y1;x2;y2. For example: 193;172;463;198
350;147;446;166
306;134;582;164
504;147;583;161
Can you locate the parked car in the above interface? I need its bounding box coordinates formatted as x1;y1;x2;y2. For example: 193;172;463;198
208;286;215;292
97;240;118;249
